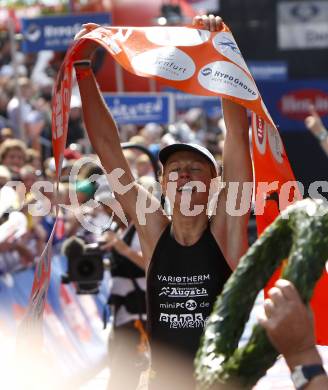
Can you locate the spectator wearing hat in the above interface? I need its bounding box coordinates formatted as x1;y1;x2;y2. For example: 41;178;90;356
0;138;27;176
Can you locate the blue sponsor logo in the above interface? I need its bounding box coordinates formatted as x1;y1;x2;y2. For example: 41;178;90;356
201;67;212;76
26;24;42;42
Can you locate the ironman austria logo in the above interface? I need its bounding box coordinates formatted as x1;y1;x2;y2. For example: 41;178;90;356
278;89;328;121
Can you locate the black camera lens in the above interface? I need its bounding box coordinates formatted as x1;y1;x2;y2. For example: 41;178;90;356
62;237;104;294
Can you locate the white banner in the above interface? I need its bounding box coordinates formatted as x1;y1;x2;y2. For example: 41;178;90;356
277;1;328;49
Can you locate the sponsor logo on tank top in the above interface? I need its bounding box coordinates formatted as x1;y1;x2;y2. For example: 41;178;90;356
157;274;210;284
159;286;208;298
159;300;210;310
159;312;208;329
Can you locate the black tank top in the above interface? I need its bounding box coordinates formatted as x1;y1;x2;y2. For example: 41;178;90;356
146;222;231;386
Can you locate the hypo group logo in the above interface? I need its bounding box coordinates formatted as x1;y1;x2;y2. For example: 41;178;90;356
212;32;249;74
145;27;210;47
131;47;196;81
201;67;212;77
26;24;42;42
198;61;258;101
278;89;328;121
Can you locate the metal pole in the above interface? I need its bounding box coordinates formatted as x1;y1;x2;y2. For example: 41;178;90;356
114;62;124;92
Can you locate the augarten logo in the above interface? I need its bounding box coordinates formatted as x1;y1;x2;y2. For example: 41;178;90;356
278;89;328;121
201;67;212;77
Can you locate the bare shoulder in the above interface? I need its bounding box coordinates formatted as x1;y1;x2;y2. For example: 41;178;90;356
210;189;227;257
210;190;248;270
128;182;170;264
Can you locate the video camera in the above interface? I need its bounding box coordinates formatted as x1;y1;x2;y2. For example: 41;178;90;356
61;236;105;294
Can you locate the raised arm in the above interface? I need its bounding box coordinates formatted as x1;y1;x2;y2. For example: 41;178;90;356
192;15;253;270
73;27;168;266
215;99;252;269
